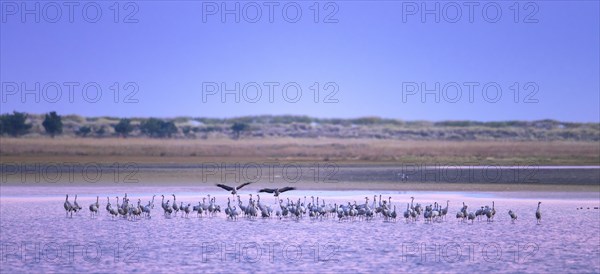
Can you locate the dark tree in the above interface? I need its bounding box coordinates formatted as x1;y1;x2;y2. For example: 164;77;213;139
114;119;133;138
42;111;63;138
161;121;177;138
76;126;92;137
140;118;177;138
95;126;106;137
231;122;249;139
0;111;32;137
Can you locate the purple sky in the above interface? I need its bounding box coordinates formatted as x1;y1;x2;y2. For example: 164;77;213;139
1;1;599;122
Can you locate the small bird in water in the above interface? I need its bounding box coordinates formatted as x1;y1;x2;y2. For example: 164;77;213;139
536;202;542;224
508;210;517;223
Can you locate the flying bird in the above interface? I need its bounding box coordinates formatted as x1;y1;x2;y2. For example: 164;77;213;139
216;182;253;195
258;187;296;197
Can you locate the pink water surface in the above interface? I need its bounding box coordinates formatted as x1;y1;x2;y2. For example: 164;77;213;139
1;186;599;273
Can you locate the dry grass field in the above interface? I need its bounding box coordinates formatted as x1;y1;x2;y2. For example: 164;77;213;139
1;137;598;165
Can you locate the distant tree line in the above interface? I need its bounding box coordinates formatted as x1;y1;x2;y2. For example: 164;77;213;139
0;111;65;138
1;111;596;141
111;118;180;138
0;111;247;139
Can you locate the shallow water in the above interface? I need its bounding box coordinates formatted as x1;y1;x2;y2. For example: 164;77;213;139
1;187;599;273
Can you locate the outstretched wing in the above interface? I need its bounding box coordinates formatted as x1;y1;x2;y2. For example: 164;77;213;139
258;188;275;193
216;184;234;191
279;187;296;193
237;182;252;190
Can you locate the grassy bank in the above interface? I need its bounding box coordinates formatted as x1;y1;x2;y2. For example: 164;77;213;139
1;137;598;165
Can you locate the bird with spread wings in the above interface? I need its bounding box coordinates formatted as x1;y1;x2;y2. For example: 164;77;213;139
258;186;296;197
216;182;253;196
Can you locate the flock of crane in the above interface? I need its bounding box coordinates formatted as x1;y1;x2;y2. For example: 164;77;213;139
62;182;546;224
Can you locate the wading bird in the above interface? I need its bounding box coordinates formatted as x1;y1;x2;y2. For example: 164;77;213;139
106;197;119;219
508;210;517;223
172;194;179;216
536;202;542;224
89;196;99;217
64;194;74;217
73;195;82;214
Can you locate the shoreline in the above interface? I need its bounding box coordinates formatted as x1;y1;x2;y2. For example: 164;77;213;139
2;165;599;186
2;185;599;204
